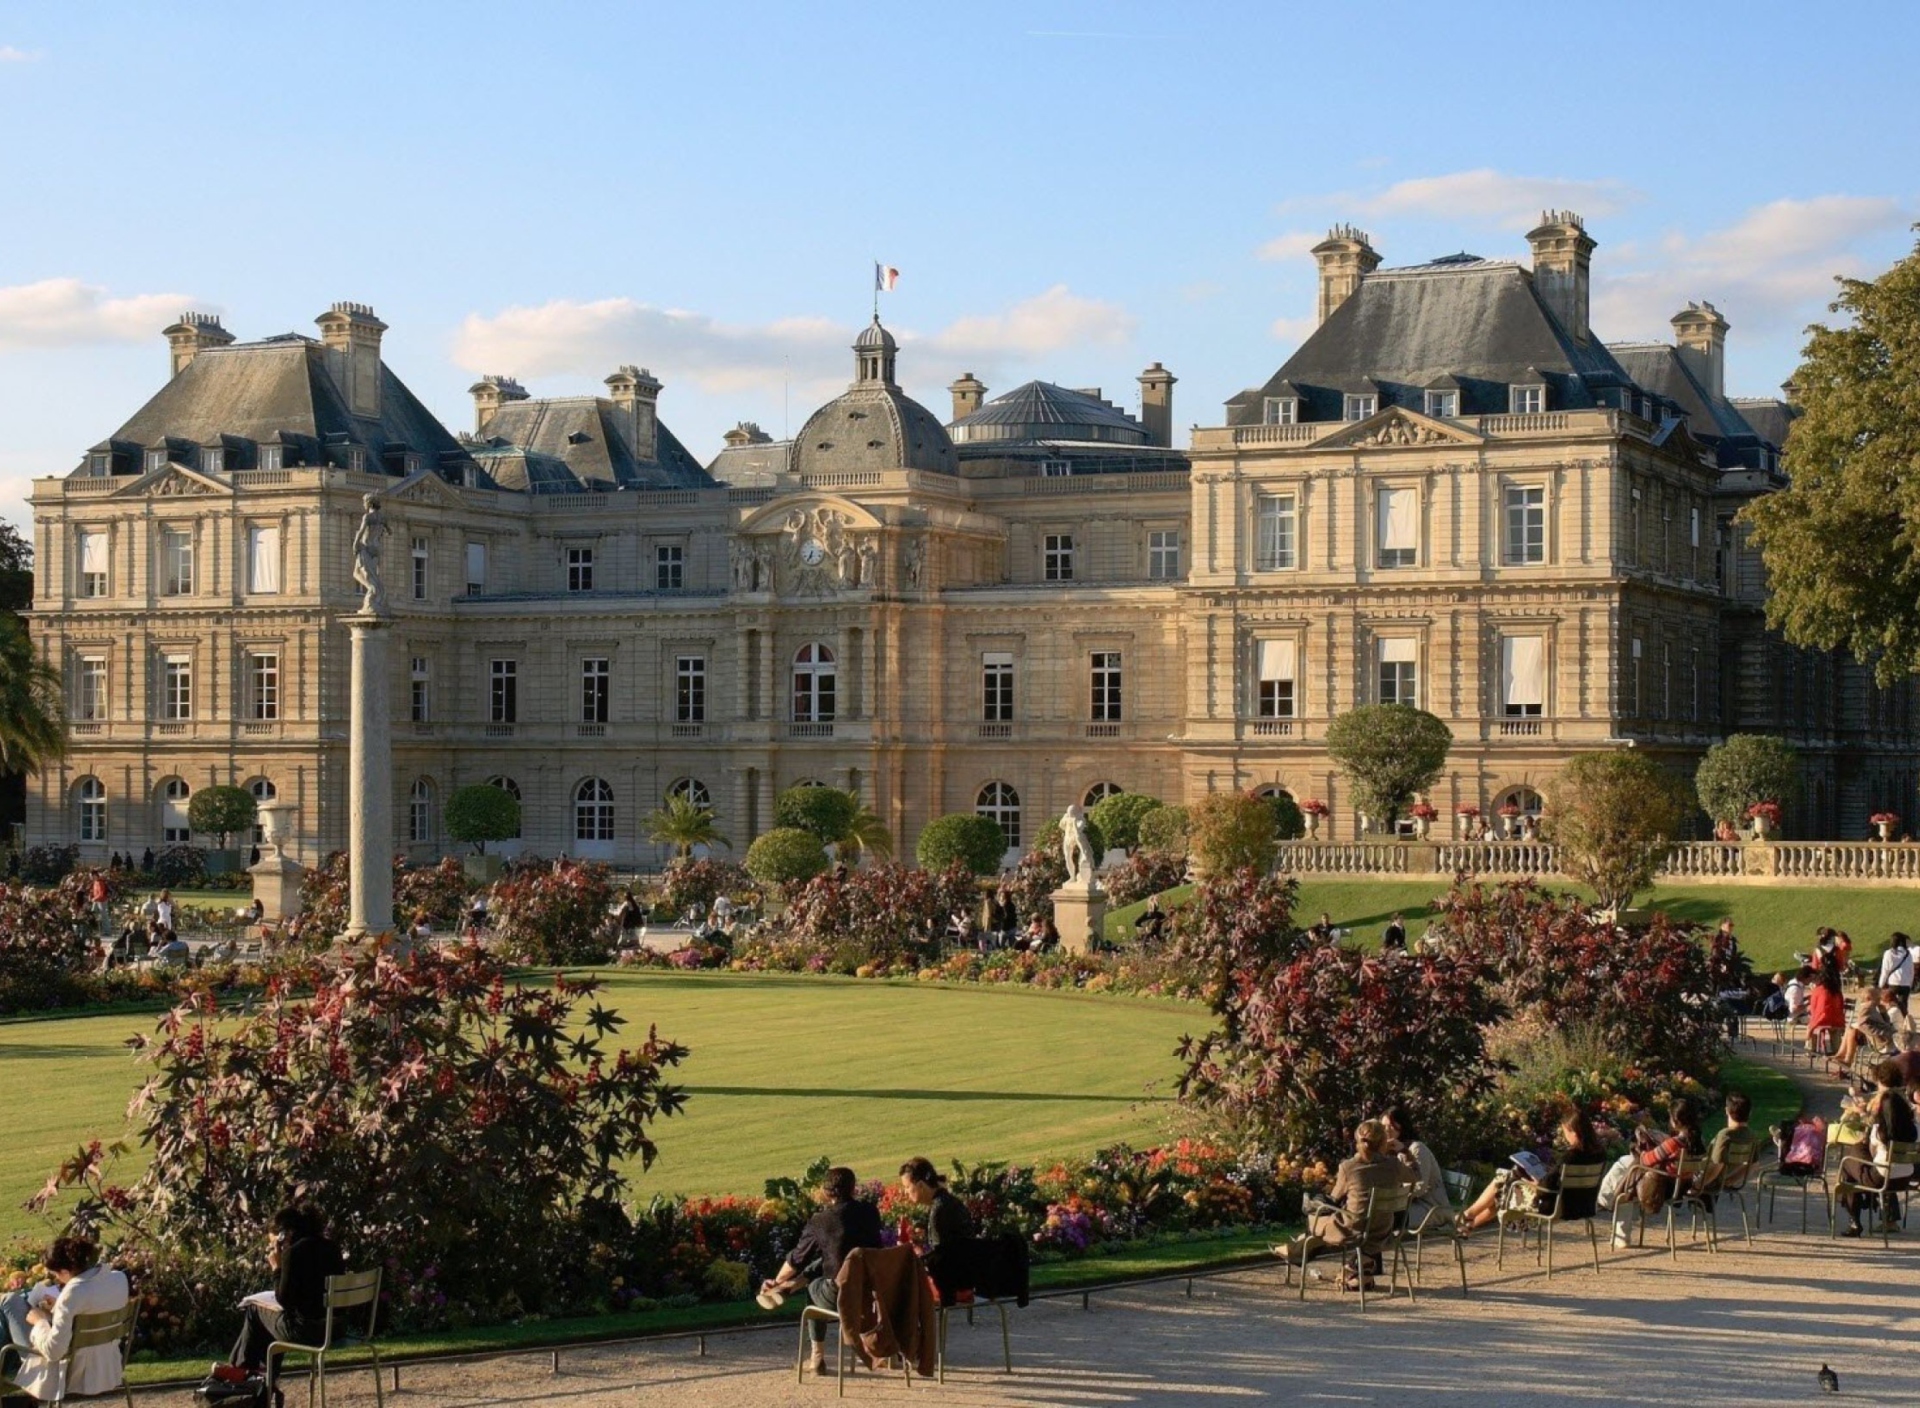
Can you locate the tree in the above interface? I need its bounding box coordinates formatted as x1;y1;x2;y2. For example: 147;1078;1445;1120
0;617;65;777
915;814;1006;877
645;792;730;860
444;783;521;854
186;784;257;849
1551;752;1695;913
1694;734;1801;830
1186;792;1278;878
774;784;859;844
1742;235;1920;685
744;827;829;890
1136;805;1189;858
1088;792;1163;853
1325;704;1452;827
837;800;894;863
1264;791;1305;841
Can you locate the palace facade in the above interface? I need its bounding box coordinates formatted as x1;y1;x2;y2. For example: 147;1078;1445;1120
27;215;1919;867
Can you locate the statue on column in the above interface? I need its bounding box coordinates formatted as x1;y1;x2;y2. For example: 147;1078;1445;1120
351;494;389;616
1061;802;1098;889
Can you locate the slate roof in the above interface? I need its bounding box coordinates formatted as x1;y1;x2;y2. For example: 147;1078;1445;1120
1225;259;1634;425
949;381;1150;446
706;438;793;486
1610;345;1798;470
1731;397;1801;452
792;384;957;475
476;396;711;490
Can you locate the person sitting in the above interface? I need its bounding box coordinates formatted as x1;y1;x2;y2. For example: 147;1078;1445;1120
1277;1120;1405;1288
898;1158;974;1304
1307;912;1336;944
1600;1097;1704;1247
152;927;190;966
710;893;736;931
229;1206;344;1377
758;1166;883;1377
1381;1105;1448;1230
1699;1091;1761;1200
1457;1107;1608;1235
1838;1061;1919;1236
1757;972;1791;1021
1381;914;1408;953
0;1235;130;1401
1134;895;1168;946
1837;987;1903;1069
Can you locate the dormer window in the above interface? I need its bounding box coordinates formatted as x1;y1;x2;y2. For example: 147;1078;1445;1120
1510;384;1546;415
1424;389;1459;418
259;446;283;472
1343;393;1377;422
87;452;110;477
1039;458;1071;477
144;449;167;473
1262;396;1298;425
202;445;224;474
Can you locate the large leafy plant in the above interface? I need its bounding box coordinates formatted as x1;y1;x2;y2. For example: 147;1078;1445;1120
491;857;617;964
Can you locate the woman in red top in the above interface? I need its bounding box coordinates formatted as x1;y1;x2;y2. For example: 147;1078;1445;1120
1807;947;1847;1055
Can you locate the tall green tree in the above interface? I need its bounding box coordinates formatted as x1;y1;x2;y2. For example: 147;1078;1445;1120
1325;704;1453;827
645;792;730;860
1743;233;1920;684
1552;752;1695;913
0;617;66;778
1694;734;1801;830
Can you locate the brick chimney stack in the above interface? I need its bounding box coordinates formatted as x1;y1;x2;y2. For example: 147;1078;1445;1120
468;375;528;435
315;302;388;419
1671;302;1730;401
605;365;663;462
948;372;987;423
1526;212;1596;345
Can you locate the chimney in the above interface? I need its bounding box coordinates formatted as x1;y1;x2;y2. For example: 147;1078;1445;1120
1311;225;1381;325
467;374;528;435
1670;301;1729;401
314;302;388;419
605;364;663;462
1137;362;1177;447
163;312;234;377
948;372;986;423
723;421;772;449
1526;211;1596;344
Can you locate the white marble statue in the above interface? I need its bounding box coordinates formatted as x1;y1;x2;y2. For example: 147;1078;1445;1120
351;494;389;616
1061;802;1097;888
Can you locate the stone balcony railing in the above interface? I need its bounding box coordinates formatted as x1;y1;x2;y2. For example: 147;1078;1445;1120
1272;838;1920;887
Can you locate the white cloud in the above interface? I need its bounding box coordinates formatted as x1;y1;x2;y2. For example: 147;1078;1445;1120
1356;169;1641;227
1268;314;1316;345
0;279;194;350
1256;231;1321;263
1593;195;1909;340
0;45;40;63
928;285;1134;361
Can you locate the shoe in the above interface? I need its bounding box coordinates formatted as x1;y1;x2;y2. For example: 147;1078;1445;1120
1842;1223;1863;1238
1610;1231;1631;1250
755;1289;785;1311
809;1356;829;1376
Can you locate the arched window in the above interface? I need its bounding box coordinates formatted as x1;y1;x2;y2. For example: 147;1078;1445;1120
248;778;276;845
485;775;522;839
976;781;1021;850
159;778;191;843
1083;782;1123;808
409;778;436;844
1494;785;1544;838
792;643;836;723
667;777;711;810
576;777;615;842
75;778;106;843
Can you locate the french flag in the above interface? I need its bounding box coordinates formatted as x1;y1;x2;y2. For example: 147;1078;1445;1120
875;263;900;292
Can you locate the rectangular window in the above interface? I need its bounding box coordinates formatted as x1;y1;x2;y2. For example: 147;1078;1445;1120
1689;505;1701;550
160;528;193;596
1090;651;1123;722
259;445;283;472
1376;486;1417;568
1039;458;1071;477
1343;393;1377;421
1262;397;1298;425
982;651;1014;722
410;656;430;723
1504;484;1546;564
1500;636;1545;716
568;546;594;593
411;537;429;600
465;541;487;596
161;655;192;721
1629;636;1643;714
1510;384;1545;414
1378;638;1418;706
76;657;107;721
1662;643;1673;719
1256;639;1296;718
248;525;281;594
676;655;706;722
144;448;166;473
1148;529;1181;580
1424;389;1459;418
1690;648;1701;721
250;652;279;721
1255;494;1296;571
656;544;684;591
580;657;610;724
1044;534;1075;582
489;658;517;723
78;530;108;598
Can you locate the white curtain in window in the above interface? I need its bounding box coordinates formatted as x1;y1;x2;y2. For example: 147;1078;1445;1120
1377;488;1417;551
1257;638;1296;683
1501;635;1545;709
466;542;487;586
79;531;106;575
1379;638;1418;664
249;526;281;593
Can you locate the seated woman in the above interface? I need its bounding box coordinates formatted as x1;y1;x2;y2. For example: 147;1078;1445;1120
1381;1105;1449;1231
1457;1107;1608;1235
1599;1098;1703;1247
0;1236;130;1401
898;1157;975;1303
1838;1060;1919;1236
1277;1120;1405;1286
229;1206;345;1376
1134;895;1167;946
1837;987;1902;1068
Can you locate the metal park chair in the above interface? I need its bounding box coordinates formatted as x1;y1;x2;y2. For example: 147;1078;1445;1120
266;1269;384;1408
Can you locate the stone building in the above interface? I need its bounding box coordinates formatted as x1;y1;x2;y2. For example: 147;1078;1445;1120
25;217;1917;866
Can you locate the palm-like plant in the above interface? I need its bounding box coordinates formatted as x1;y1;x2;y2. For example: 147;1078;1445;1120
0;618;66;776
837;800;894;863
645;791;731;860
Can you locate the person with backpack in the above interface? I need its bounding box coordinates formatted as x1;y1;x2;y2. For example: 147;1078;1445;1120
1879;933;1915;1016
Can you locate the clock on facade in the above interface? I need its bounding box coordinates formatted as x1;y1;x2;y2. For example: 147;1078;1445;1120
799;539;826;566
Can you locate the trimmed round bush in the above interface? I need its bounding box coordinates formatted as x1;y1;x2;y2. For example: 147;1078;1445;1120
915;814;1007;877
445;783;522;854
774;785;859;844
1088;792;1164;853
745;827;831;890
1136;805;1190;857
187;785;257;848
1265;791;1305;841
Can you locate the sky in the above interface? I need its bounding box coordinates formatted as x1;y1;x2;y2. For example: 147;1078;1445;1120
2;0;1917;533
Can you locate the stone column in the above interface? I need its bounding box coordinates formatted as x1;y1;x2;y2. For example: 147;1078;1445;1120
342;613;394;938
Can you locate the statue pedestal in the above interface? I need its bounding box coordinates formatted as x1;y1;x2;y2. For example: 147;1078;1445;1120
1051;885;1107;955
341;612;394;941
249;847;305;921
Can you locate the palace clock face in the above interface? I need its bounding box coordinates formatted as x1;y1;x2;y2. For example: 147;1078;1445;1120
799;539;826;566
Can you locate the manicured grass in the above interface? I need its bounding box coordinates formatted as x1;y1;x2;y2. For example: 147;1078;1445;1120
0;972;1195;1247
1105;877;1919;972
1717;1054;1801;1137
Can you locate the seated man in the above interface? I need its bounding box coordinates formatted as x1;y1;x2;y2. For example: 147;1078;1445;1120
1698;1091;1760;1201
1276;1120;1405;1288
898;1157;975;1303
1837;988;1902;1068
758;1167;882;1377
0;1236;129;1401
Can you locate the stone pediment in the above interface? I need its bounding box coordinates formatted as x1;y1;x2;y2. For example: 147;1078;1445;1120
1315;407;1484;450
730;495;885;596
115;464;229;498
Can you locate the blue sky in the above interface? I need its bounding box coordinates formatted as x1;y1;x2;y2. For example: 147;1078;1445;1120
2;1;1916;531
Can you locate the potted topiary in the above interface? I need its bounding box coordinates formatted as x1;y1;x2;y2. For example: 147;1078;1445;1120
445;783;522;881
187;785;257;875
1299;799;1329;840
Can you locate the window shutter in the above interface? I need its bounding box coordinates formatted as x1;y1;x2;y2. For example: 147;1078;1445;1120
1379;638;1418;664
1378;488;1417;551
249;526;281;593
1257;639;1296;682
466;542;487;585
1501;636;1545;709
79;531;107;575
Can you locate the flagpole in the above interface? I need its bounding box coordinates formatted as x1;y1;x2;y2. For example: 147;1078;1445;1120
871;259;879;321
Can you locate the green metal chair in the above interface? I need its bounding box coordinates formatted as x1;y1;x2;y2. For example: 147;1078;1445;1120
1496;1162;1606;1278
934;1293;1012;1384
1406;1170;1474;1297
266;1269;383;1408
1653;1155;1717;1260
1760;1140;1837;1233
1830;1139;1920;1247
1287;1184;1411;1311
0;1299;139;1407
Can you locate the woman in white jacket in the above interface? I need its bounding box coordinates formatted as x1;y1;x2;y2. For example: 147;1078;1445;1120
0;1236;131;1401
1879;932;1915;1017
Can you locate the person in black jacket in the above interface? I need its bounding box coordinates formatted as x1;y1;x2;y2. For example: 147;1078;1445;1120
899;1157;974;1303
1455;1107;1608;1234
758;1167;881;1376
230;1206;345;1373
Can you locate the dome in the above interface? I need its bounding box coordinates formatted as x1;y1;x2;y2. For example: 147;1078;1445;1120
854;317;897;353
792;384;957;476
949;380;1150;446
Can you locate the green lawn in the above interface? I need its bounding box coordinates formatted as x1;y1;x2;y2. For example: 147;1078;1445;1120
1106;878;1919;973
0;972;1196;1247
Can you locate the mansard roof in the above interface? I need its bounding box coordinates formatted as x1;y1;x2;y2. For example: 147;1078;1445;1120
949;380;1150;446
476;396;711;490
